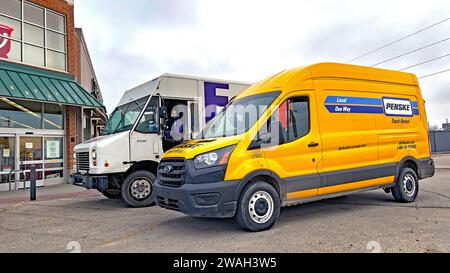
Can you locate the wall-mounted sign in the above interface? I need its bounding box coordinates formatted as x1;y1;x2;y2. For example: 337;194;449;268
46;140;60;159
0;24;14;59
25;142;33;149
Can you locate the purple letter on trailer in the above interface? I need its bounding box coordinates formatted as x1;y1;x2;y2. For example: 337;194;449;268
204;82;229;122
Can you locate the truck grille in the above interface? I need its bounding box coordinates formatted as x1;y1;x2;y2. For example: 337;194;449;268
76;152;90;171
158;158;186;187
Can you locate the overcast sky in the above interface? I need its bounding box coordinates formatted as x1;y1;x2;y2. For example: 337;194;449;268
75;0;450;126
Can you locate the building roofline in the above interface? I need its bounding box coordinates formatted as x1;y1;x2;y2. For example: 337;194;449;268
75;27;103;101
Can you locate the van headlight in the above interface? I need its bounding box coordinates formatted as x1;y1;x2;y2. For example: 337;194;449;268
193;145;236;169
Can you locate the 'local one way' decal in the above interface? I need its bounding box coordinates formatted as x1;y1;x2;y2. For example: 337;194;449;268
325;96;419;116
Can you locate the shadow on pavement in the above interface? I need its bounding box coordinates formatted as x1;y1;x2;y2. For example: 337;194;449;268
154;190;414;233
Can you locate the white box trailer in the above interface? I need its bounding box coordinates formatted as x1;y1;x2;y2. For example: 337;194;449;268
71;74;251;207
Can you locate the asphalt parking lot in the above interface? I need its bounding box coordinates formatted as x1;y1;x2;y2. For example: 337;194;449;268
0;165;449;253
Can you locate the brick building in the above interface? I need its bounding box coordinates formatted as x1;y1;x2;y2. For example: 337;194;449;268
0;0;105;191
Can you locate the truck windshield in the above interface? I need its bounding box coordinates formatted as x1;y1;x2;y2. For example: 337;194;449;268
198;91;280;139
101;96;150;135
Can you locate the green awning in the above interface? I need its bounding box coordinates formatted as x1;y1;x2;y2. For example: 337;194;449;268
0;60;103;108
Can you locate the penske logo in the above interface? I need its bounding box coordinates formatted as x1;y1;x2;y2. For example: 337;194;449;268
382;98;412;117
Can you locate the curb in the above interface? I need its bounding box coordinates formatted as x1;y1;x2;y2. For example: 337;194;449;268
0;190;101;204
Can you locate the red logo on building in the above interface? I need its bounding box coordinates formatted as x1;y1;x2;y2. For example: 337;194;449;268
0;24;14;59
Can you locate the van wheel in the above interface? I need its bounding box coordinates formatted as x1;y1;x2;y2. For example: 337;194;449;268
121;170;156;207
236;181;280;232
101;189;122;199
392;167;419;203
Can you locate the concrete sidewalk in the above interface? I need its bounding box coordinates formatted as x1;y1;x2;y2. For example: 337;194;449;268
0;183;101;204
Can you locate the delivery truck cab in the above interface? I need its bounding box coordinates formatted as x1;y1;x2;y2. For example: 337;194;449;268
71;74;251;207
154;63;435;231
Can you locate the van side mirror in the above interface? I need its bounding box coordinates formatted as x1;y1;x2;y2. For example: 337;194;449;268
248;121;285;150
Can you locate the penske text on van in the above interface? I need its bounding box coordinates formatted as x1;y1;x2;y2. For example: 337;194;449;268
154;63;435;231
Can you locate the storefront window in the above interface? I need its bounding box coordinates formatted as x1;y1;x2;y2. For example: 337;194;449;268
44;136;63;179
23;43;44;66
0;137;15;172
0;137;15;185
0;15;21;39
0;98;42;129
24;23;44;46
0;0;67;71
20;136;42;161
47;30;64;51
0;99;64;130
44;137;62;160
46;11;65;33
24;2;44;26
44;103;63;130
46;49;65;71
0;0;22;19
6;39;22;62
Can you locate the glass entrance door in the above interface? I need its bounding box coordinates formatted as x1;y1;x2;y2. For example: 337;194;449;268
43;136;64;184
0;136;15;191
19;136;44;188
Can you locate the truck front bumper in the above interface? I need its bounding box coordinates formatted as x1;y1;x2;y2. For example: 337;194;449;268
70;173;109;192
154;179;240;218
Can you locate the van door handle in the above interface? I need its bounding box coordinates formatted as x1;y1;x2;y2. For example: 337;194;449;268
308;142;319;147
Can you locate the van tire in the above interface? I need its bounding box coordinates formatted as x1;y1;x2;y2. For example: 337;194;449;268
121;170;156;207
236;181;280;232
101;190;122;199
392;167;419;203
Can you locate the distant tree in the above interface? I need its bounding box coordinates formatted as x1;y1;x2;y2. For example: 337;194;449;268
428;124;440;131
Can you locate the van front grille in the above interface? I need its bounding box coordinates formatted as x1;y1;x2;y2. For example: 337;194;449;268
158;158;186;187
76;152;90;171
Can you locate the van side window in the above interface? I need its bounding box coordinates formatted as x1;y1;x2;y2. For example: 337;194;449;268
263;96;309;145
285;97;310;142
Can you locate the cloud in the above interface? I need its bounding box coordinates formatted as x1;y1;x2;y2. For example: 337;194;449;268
75;0;450;126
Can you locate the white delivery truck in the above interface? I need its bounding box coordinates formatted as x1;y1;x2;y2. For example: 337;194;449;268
71;74;251;207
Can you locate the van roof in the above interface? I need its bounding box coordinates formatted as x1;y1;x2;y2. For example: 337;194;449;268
238;62;419;98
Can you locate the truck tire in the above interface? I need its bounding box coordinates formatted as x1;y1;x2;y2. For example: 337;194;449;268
101;190;122;199
392;167;419;203
121;170;156;207
236;181;281;232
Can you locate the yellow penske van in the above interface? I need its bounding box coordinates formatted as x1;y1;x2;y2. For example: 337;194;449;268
154;63;435;231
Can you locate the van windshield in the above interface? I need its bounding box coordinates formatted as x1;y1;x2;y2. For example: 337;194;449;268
101;96;150;135
198;91;280;139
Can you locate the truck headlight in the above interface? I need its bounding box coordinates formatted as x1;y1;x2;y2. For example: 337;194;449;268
92;149;97;167
193;145;236;169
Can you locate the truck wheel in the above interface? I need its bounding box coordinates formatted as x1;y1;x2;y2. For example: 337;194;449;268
236;181;280;232
121;170;156;207
392;167;419;203
101;190;122;199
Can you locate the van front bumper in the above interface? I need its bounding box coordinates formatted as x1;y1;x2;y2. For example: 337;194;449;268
154;179;240;218
70;173;109;192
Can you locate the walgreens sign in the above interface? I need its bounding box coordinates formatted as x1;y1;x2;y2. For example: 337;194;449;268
0;24;14;59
